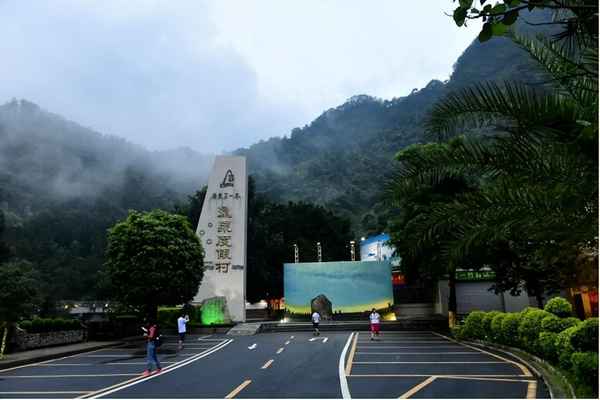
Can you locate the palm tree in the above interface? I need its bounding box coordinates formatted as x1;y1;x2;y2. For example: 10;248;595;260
387;5;597;325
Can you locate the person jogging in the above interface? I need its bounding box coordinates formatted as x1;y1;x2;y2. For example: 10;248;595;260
311;310;321;336
142;320;162;376
369;308;381;341
177;313;189;350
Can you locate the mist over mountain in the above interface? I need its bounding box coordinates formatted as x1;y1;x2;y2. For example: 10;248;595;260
0;99;212;216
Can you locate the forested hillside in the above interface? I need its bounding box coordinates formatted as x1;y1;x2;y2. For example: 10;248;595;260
0;99;212;306
238;15;550;235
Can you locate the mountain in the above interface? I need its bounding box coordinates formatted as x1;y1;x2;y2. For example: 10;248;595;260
237;19;550;235
0;99;212;216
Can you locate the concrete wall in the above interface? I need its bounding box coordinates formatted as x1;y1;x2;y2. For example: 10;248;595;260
436;280;530;315
14;330;86;351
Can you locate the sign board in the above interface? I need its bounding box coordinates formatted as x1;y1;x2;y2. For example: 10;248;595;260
193;156;247;322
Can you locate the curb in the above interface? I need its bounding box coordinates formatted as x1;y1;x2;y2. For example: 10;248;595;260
0;341;124;370
463;339;576;399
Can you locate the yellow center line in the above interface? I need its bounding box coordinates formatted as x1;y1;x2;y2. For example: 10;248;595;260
527;380;538;399
261;359;274;369
399;376;437;398
345;332;359;376
276;347;284;354
225;379;252;399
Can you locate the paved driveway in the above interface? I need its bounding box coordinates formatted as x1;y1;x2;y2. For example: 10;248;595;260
344;331;547;398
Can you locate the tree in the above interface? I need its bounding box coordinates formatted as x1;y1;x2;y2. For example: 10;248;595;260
451;0;598;45
104;210;204;319
387;1;597;323
174;187;207;229
0;260;40;359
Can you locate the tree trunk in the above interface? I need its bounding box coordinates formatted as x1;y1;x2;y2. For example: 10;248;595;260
448;267;457;328
145;303;158;324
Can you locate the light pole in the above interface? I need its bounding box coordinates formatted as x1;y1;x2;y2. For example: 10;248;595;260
350;240;356;261
293;243;299;263
317;242;322;262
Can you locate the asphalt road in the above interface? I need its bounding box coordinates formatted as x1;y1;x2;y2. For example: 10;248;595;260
0;331;549;398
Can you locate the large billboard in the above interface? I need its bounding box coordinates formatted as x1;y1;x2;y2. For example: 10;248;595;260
360;233;395;262
284;261;393;314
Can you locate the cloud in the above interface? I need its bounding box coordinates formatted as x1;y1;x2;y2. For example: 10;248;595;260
0;1;480;153
0;0;297;153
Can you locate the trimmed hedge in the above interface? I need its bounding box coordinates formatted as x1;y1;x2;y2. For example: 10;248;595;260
501;313;522;346
570;317;598;352
571;352;599;387
19;318;81;333
544;297;573;318
518;309;552;346
462;311;486;339
157;305;202;329
454;299;597;396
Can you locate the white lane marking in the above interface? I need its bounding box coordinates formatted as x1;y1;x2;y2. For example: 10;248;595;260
0;391;91;394
261;359;274;369
353;361;508;364
430;332;532;377
355;352;477;355
285;340;290;345
290;336;295;339
106;362;176;365
338;332;355;399
0;347;124;373
248;343;257;350
276;347;284;354
197;335;213;340
1;374;138;378
309;337;318;342
84;339;232;399
323;337;329;343
28;363;94;366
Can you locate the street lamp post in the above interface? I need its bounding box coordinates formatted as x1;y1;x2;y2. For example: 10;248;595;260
293;243;299;263
316;242;322;262
350;240;356;261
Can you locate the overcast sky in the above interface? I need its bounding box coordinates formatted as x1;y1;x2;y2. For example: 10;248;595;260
0;1;480;153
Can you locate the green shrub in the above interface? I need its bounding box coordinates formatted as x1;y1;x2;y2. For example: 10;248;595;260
544;297;573;318
157;307;182;329
555;325;579;369
537;332;559;362
541;315;564;333
519;309;552;348
501;313;523;346
570;317;598;352
560;317;581;331
462;311;487;339
571;352;599;387
452;324;466;340
482;311;501;340
19;318;81;333
490;313;508;342
521;306;541;315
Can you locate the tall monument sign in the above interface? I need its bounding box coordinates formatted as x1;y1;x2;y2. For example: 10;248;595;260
193;156;247;322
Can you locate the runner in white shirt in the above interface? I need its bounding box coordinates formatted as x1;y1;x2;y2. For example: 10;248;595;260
311;311;321;336
369;309;381;340
177;313;189;350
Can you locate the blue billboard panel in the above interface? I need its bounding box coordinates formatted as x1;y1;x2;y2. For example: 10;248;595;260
284;261;393;314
